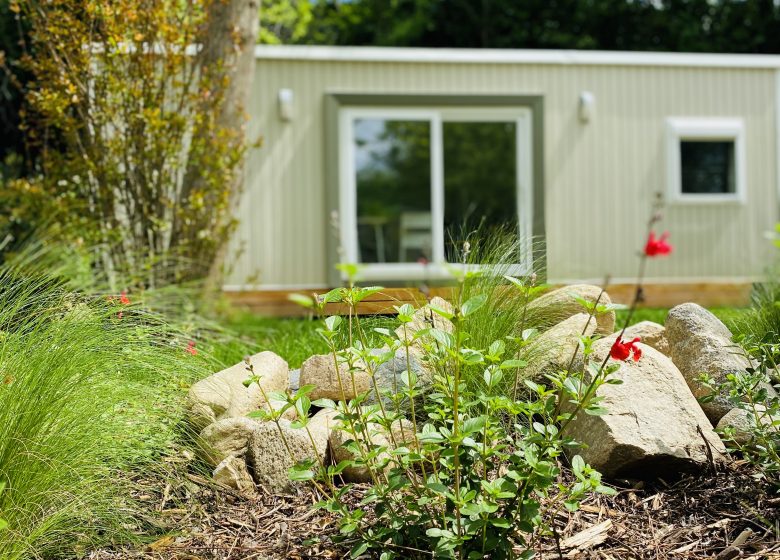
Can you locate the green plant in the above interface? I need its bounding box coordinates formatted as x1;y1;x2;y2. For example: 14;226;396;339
7;0;254;287
702;336;780;490
251;200;678;559
263;266;623;559
0;267;222;558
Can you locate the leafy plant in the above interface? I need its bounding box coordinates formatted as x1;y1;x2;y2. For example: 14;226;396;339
249;198;677;559
702;336;780;490
6;0;252;287
265;266;623;559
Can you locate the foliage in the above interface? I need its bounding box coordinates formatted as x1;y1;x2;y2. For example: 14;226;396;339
253;262;632;559
295;0;780;54
259;0;314;44
7;0;247;286
0;269;215;558
702;336;780;490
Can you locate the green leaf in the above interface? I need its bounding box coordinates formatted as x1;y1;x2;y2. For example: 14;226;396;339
596;484;617;496
350;542;369;558
354;286;384;303
503;275;526;290
288;468;315;481
312;398;337;409
0;519;7;531
461;294;487;317
288;293;314;308
321;287;345;304
500;359;527;370
429;328;455;348
429;304;454;320
462;416;487;434
571;454;585;474
324;315;343;332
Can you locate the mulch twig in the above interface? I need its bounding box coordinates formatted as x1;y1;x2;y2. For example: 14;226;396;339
89;459;779;559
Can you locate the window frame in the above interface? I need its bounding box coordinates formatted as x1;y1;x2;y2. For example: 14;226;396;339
338;106;533;281
665;117;746;204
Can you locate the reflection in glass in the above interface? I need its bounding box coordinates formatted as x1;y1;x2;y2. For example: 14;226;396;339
680;141;735;194
354;119;432;263
443;121;517;262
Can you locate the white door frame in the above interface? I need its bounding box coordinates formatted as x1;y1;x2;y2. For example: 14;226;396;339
338;106;533;281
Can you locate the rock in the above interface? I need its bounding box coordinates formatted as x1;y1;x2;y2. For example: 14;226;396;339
364;347;430;410
618;321;669;355
716;407;772;446
188;351;289;430
526;284;616;336
395;296;455;345
522;313;597;381
199;417;258;466
386;418;416;448
329;425;389;483
308;407;340;456
213;456;256;495
247;419;325;492
565;340;726;479
299;353;371;401
289;368;301;392
665;303;751;424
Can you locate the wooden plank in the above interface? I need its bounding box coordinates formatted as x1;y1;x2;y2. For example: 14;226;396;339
223;282;752;317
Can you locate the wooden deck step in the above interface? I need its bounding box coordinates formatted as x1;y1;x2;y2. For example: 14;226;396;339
223;282;752;317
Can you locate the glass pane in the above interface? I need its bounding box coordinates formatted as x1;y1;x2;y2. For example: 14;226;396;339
680;140;735;195
443;121;517;262
354;118;432;263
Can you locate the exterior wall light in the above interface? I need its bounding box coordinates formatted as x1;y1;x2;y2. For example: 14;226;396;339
579;91;595;123
278;88;294;121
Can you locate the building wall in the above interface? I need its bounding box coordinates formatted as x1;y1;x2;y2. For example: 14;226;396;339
226;53;779;289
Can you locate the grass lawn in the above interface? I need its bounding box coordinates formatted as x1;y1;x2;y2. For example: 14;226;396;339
220;305;752;369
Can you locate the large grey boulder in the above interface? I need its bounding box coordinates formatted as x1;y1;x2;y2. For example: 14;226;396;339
565;340;726;479
308;407;340;456
364;347;429;409
199;416;258;466
522;313;597;381
716;406;774;446
299;353;371;401
329;425;389;483
187;351;288;430
247;419;326;492
526;284;616;336
600;321;669;356
665;303;750;424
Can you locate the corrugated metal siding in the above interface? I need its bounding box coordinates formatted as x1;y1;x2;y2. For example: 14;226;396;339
226;59;778;287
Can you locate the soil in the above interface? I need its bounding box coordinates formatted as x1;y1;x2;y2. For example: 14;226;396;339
88;457;779;560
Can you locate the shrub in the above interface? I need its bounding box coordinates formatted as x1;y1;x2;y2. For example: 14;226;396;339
263;269;628;559
703;337;780;490
8;0;253;286
253;202;675;559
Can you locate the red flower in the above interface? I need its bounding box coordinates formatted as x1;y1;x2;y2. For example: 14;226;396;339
610;336;642;362
186;341;198;356
644;231;672;257
119;290;131;305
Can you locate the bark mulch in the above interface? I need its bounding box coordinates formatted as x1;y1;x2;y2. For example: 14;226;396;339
89;459;779;559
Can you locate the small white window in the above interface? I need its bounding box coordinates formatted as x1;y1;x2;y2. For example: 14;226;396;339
666;117;746;204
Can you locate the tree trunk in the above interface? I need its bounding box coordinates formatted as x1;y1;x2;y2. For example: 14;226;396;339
177;0;259;289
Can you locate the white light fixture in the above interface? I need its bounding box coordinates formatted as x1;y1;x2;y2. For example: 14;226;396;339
579;91;595;123
278;88;294;121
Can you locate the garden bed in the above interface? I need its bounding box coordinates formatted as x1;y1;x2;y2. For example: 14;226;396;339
88;459;778;559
